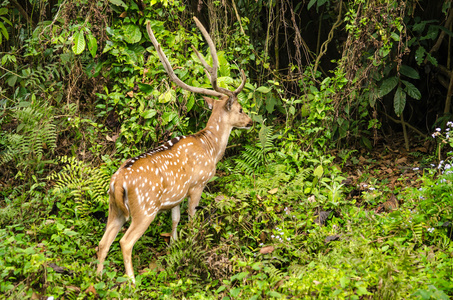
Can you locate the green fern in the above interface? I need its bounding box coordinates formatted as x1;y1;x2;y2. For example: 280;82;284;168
157;227;210;280
47;156;110;217
288;264;306;278
264;264;285;285
0;103;57;168
234;124;277;174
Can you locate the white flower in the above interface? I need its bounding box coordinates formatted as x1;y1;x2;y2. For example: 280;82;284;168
413;167;419;171
427;227;435;233
436;127;441;131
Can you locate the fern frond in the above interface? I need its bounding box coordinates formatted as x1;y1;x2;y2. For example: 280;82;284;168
1;103;57;168
265;264;285;285
234;125;277;175
47;156;110;216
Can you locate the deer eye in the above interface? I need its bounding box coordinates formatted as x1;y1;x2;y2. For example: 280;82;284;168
239;108;243;114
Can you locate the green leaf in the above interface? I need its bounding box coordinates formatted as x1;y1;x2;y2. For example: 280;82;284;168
378;76;398;97
231;271;249;281
138;83;153;93
259;122;271;151
307;0;317;10
340;276;350;288
256;86;271;93
399;65;420;79
186;96;195;112
109;0;128;8
161;111;177;125
361;136;372;150
64;230;78;236
267;291;283;298
301;103;310;117
393;86;406;116
86;32;98;58
106;271;116;279
314;165;324;179
142;109;157;119
158;90;174;103
401;80;421;100
421;25;439;41
415;47;426;65
6;75;17;87
216;285;226;294
426;53;438;66
116;276;128;283
123;24;142;44
230;288;241;298
390;32;400;41
356;286;370;296
72;30;86;55
0;22;8;41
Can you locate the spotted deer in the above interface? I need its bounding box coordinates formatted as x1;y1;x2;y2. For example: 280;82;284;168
96;17;253;283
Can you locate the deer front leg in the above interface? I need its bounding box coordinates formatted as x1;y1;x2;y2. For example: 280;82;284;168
188;186;204;219
171;205;180;241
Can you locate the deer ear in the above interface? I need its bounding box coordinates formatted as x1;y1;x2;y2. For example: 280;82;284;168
226;96;235;111
203;96;215;110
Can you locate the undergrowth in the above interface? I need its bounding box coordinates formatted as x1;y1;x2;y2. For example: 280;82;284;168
1;139;452;299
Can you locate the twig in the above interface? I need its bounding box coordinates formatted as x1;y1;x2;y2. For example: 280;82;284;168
230;0;245;35
313;0;343;75
41;0;67;39
0;65;24;78
401;114;409;151
382;111;427;138
445;65;453;114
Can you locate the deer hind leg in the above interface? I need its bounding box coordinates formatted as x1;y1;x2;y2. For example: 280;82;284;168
119;210;157;283
171;204;180;242
97;202;127;274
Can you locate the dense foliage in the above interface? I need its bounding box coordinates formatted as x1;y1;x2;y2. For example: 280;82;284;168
1;0;453;298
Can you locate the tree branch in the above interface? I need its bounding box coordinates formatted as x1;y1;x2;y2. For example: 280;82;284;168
381;111;428;139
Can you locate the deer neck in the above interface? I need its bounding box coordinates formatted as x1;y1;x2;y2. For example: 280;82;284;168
200;113;232;163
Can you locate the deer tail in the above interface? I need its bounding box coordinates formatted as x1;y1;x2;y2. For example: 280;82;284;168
109;176;130;221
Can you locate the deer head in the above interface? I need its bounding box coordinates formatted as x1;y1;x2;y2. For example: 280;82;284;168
96;17;252;284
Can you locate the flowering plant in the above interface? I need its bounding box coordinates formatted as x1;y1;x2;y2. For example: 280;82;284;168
431;121;453;169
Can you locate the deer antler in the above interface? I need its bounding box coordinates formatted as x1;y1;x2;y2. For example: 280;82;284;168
146;17;246;97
